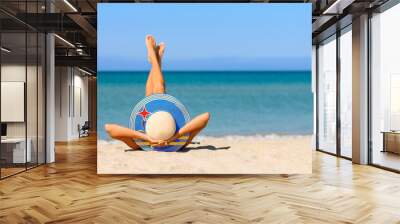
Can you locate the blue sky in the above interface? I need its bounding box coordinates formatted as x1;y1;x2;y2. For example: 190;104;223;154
98;4;311;71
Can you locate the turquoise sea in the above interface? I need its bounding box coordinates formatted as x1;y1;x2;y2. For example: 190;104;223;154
97;71;312;140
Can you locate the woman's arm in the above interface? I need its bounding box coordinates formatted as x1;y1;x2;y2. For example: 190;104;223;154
105;124;168;147
105;124;150;142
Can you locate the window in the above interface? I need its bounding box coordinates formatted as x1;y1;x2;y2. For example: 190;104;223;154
317;35;337;154
0;2;46;179
370;3;400;171
339;27;352;158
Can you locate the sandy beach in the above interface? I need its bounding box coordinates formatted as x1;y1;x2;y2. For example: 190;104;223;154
97;135;312;174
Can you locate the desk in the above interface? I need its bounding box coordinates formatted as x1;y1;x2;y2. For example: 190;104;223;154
1;138;31;163
381;131;400;154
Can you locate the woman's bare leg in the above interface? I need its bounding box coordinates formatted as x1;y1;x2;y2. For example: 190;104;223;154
145;35;166;94
145;68;154;96
145;43;165;96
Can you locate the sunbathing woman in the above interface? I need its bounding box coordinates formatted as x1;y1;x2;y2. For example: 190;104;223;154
104;35;210;150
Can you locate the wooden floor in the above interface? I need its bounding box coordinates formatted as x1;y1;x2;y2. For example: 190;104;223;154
0;167;26;178
1;135;400;223
373;151;400;171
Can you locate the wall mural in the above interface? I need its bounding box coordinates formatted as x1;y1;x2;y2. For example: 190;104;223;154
97;3;312;174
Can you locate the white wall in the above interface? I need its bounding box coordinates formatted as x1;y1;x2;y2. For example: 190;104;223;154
55;66;69;141
72;73;89;138
54;67;89;141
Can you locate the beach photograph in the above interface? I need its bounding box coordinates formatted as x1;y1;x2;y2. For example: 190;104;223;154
97;3;312;174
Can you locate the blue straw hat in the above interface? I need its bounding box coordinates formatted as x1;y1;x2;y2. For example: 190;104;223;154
129;94;190;152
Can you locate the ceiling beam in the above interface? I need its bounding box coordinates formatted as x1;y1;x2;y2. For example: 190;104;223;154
67;13;97;46
323;0;356;14
55;55;96;71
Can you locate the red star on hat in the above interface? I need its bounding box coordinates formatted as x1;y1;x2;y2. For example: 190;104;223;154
138;106;151;120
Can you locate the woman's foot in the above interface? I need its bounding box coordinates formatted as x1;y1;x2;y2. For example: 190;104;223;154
145;35;158;64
